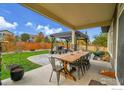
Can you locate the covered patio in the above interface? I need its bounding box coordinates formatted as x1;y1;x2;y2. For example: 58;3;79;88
1;3;122;85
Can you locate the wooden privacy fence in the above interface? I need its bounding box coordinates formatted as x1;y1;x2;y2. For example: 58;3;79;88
79;45;107;52
3;42;107;52
16;42;51;50
3;42;51;51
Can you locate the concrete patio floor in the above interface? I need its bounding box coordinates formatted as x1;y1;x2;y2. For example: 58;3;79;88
2;60;117;85
27;54;57;66
27;54;51;65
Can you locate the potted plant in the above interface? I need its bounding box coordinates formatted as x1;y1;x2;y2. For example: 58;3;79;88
10;64;24;81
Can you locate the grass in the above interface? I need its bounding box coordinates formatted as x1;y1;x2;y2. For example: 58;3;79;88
1;50;49;80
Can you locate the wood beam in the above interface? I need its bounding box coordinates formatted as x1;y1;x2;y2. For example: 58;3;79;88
75;20;112;30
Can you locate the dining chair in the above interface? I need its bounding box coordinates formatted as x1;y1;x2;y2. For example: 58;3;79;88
79;56;87;73
69;59;84;80
78;53;91;74
49;57;65;85
84;53;91;70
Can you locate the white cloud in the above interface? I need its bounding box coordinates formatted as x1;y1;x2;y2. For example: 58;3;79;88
0;16;18;30
36;25;44;30
45;27;63;35
36;25;63;36
25;22;33;27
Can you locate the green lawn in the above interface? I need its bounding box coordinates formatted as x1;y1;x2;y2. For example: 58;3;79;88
1;50;49;80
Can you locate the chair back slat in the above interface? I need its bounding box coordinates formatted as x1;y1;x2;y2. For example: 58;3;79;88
49;57;56;70
84;53;91;60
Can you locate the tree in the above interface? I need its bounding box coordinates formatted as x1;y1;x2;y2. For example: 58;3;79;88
21;33;30;42
34;32;45;42
15;35;21;42
4;34;15;42
92;33;107;47
4;34;16;51
38;32;44;38
44;36;50;43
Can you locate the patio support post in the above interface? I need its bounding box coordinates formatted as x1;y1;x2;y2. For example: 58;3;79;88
50;37;55;54
66;39;69;51
71;30;77;51
85;38;88;51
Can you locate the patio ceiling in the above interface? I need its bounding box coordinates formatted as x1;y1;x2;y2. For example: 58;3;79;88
22;3;116;30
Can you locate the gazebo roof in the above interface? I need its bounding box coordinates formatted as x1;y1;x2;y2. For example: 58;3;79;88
50;31;88;40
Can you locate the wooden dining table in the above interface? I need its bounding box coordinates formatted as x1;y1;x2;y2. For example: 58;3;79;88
53;51;89;81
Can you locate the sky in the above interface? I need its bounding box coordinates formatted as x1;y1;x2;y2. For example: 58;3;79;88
0;3;101;41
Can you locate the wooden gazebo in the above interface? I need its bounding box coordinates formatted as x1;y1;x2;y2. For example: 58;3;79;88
50;31;89;53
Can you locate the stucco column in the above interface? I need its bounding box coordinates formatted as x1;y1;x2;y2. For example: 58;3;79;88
71;30;77;51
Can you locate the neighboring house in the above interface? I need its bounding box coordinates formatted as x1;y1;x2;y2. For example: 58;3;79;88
0;30;14;41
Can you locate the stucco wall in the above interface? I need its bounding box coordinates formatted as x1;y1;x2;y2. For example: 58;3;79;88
111;7;117;70
117;8;124;85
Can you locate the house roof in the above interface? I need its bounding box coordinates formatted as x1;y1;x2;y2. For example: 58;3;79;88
22;3;116;30
50;31;88;40
0;30;13;35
